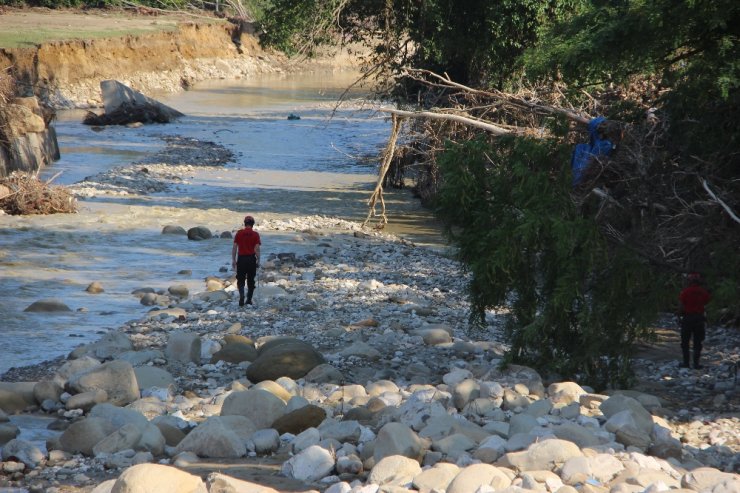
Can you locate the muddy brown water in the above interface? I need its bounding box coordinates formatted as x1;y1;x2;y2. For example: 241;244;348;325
0;71;448;374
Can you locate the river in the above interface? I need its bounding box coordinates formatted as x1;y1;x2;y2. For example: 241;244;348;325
0;71;444;374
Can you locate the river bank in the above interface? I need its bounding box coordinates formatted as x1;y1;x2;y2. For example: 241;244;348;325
0;7;360;111
1;137;739;490
0;8;738;493
0;205;738;492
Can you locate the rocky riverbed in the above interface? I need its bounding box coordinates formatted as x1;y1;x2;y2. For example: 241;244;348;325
1;139;739;493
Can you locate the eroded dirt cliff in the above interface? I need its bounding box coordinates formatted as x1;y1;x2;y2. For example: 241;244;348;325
0;21;278;108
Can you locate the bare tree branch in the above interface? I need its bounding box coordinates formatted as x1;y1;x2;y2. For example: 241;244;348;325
378;107;513;135
702;178;740;225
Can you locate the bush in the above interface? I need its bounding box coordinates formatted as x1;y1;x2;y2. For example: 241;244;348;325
435;136;669;388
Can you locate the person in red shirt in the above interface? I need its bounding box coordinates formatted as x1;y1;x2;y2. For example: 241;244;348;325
678;272;711;369
231;215;261;306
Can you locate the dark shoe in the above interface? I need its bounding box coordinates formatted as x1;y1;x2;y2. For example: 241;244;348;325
239;296;244;307
679;362;690;368
246;299;253;305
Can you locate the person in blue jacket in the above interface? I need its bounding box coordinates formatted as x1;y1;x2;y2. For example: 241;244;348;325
571;117;618;186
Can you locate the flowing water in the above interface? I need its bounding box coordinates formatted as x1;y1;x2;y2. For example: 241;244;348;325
0;71;444;374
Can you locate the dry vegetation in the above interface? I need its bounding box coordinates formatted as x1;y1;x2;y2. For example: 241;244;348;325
0;172;77;215
372;70;740;276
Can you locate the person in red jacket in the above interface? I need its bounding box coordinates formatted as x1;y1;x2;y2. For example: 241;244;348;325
678;272;711;369
231;215;261;306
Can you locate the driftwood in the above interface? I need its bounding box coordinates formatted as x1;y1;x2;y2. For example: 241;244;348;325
377;107;513;135
0;172;77;215
366;69;738;276
406;68;591;125
702;178;740;225
363;114;402;228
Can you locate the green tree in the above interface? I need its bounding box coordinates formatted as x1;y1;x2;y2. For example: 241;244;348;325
435;136;669;387
260;0;582;87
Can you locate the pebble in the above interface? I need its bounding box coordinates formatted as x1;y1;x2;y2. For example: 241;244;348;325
0;214;738;492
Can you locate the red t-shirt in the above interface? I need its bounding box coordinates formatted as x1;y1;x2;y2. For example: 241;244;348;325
679;285;710;314
234;228;261;255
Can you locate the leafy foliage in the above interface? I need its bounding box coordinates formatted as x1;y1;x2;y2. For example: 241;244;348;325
435;136;668;387
258;0;738;383
259;0;582;87
526;0;739;167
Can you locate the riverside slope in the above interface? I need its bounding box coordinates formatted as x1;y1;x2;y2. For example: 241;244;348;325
0;10;354;110
0;208;738;491
0;9;738;493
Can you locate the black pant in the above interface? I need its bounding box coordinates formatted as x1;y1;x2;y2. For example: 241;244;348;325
681;313;705;366
236;254;257;303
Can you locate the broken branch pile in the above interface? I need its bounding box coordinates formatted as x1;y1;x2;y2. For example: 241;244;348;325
0;172;77;215
371;69;739;274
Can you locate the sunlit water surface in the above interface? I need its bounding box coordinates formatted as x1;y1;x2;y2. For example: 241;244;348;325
0;71;443;373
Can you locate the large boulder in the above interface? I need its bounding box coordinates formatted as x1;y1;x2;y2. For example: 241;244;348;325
165;332;202;365
271;404;326;435
497;438;583;471
162;225;187;235
175;416;256;458
367;455;422;488
446;464;512;493
23;298;71;312
0;382;36;413
548;381;587;405
601;394;654;437
67;360;140;406
280;445;335;482
246;340;325;382
413;463;461;493
1;439;45;468
59;417;116;455
54;356;101;386
374;422;427;463
92;423;142;456
133;367;175;391
206;473;280;493
89;403;149;430
187;226;212;241
221;389;286;430
84;80;185;126
109;463;206;493
210;342;258;364
69;332;133;360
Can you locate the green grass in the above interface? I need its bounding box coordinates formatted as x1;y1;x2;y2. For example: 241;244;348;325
0;26;179;48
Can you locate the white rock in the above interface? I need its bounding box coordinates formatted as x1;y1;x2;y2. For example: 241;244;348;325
443;369;473;387
325;482;352;493
367;454;422;487
292;427;321;454
412;462;461;493
373;422;427;463
251;429;280;455
446;463;512;493
110;463;207;493
281;445;335;482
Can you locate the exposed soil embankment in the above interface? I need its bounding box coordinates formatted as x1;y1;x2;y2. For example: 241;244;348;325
1;13;360;111
0;11;357;176
0;21;279;108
